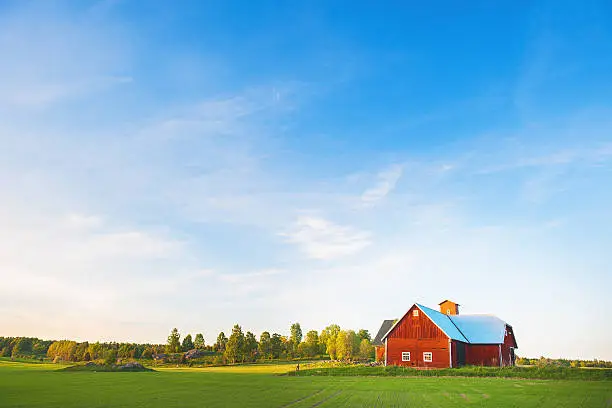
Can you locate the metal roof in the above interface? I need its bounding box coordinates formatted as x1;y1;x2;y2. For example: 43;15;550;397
372;319;395;346
448;314;507;344
415;304;468;342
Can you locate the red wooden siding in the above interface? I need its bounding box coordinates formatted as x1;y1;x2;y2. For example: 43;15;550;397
465;344;501;366
386;305;451;368
501;324;516;366
375;346;385;362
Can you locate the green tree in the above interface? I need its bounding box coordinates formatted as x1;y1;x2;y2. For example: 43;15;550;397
258;332;272;358
104;348;118;366
11;338;32;357
358;338;374;361
118;344;133;359
166;328;181;353
357;329;371;342
73;342;89;361
336;330;360;361
141;348;153;359
244;332;258;362
88;342;103;360
194;333;205;350
215;332;228;352
224;325;245;363
320;324;340;359
270;333;283;359
182;334;194;351
290;323;302;355
304;330;320;357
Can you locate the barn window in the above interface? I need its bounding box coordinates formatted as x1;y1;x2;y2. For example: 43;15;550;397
413;310;419;317
446;309;451;314
423;352;433;362
402;352;410;362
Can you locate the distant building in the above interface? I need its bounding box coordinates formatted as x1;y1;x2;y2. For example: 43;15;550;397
374;300;517;368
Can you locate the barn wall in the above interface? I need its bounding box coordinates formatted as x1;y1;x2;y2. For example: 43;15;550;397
386;305;451;368
375;346;385;362
387;338;450;368
501;325;516;366
465;345;501;366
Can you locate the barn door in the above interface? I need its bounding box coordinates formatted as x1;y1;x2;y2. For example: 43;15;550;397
456;342;466;367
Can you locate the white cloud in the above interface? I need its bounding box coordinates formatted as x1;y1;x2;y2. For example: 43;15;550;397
360;164;403;206
280;215;371;260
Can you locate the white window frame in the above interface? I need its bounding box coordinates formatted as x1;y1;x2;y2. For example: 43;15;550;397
401;352;410;362
446;309;451;314
423;352;433;362
412;310;419;317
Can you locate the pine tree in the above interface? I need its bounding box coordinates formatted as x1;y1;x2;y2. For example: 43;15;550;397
166;328;181;353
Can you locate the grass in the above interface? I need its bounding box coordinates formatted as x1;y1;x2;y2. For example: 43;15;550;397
291;363;612;381
0;360;610;407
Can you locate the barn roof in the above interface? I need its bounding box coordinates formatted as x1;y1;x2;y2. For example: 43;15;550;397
381;303;512;345
448;314;507;344
372;319;395;346
416;304;468;342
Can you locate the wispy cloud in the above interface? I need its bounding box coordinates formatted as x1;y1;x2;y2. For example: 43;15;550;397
280;215;371;260
360;164;404;207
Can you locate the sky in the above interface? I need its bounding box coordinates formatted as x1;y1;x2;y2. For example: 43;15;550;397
1;0;611;360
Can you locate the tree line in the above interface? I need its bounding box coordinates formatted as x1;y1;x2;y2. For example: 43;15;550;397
0;322;376;365
165;323;375;364
516;356;612;369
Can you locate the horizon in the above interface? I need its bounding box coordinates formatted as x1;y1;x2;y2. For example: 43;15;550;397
1;1;611;361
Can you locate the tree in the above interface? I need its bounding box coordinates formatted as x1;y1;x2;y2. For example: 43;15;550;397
244;332;258;362
182;334;194;351
141;348;153;359
270;333;283;359
224;325;245;363
304;330;320;357
215;332;228;353
290;323;302;355
320;324;340;359
88;342;103;360
357;329;371;342
118;344;133;359
258;332;272;359
358;339;374;361
194;333;205;350
166;328;181;353
336;330;360;361
46;340;77;362
11;338;32;357
104;348;117;366
74;342;89;361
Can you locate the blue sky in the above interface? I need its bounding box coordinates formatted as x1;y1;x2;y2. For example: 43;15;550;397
1;0;611;360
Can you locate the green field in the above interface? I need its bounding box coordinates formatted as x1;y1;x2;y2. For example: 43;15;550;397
0;360;610;407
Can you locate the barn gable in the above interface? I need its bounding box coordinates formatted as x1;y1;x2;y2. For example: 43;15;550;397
381;303;467;343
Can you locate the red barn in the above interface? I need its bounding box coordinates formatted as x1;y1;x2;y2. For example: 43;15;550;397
375;300;517;368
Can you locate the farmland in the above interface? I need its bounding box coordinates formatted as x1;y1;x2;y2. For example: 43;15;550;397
0;359;610;407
